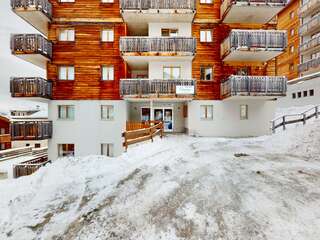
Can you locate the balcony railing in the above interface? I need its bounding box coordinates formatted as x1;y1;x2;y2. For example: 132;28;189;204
120;37;196;55
299;15;320;36
11;34;52;59
221;30;287;58
299;0;320;17
300;36;320;53
10;77;52;99
11;121;53;141
120;79;196;96
298;57;320;73
11;0;52;20
0;134;11;144
221;75;287;98
120;0;196;10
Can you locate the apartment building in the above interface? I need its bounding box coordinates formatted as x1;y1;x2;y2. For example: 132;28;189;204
0;116;11;151
10;0;287;160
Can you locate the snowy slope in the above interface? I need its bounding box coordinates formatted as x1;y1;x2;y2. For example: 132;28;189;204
0;120;320;239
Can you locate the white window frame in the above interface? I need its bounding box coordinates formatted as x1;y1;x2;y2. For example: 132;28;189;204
200;105;213;120
240;105;248;120
59;29;75;41
101;29;114;42
200;0;213;3
101;105;114;121
58;105;75;120
58;66;75;81
101;143;114;157
101;65;114;81
58;144;75;157
200;30;212;42
101;0;114;2
59;0;75;2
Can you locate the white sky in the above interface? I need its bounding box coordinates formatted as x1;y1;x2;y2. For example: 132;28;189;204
0;0;46;112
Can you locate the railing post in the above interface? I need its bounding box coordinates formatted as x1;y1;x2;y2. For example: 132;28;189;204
282;116;286;130
272;121;275;134
303;113;306;125
315;106;319;119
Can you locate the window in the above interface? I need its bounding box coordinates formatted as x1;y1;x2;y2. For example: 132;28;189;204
58;66;75;80
290;28;295;37
303;90;308;97
101;105;114;120
310;89;314;96
161;29;178;37
200;105;213;120
0;128;5;134
200;0;213;3
58;105;75;120
297;92;302;98
0;143;5;150
163;66;181;79
200;66;213;80
290;45;294;53
240;105;248;120
101;143;114;157
59;0;75;2
59;29;75;41
289;64;294;71
290;11;295;19
101;0;114;2
200;30;212;42
101;29;114;42
35;143;41;148
58;144;75;157
102;66;114;81
292;93;296;99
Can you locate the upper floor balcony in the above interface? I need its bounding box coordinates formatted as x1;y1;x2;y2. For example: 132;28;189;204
120;79;196;99
221;75;287;99
300;35;320;54
221;30;287;62
299;15;320;36
11;0;52;36
220;0;286;24
298;56;320;74
299;0;320;18
11;34;52;69
11;121;53;141
10;77;52;100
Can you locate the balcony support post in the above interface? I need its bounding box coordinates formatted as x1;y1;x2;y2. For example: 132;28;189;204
150;100;154;122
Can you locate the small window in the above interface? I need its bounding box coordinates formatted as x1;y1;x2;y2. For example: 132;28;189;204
26;143;30;147
101;143;114;157
101;0;114;2
58;105;75;120
200;105;213;120
161;28;179;37
102;66;114;80
200;66;213;80
303;90;308;97
290;28;295;37
59;29;75;41
290;11;295;19
297;92;302;98
35;143;41;148
59;0;75;2
101;29;114;42
200;30;212;42
200;0;213;3
101;105;114;120
289;64;294;71
292;93;296;99
240;105;248;120
310;89;314;96
163;66;181;79
58;66;75;80
58;144;75;157
290;45;294;53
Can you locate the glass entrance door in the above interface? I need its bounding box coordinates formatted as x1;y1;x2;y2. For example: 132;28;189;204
141;107;173;132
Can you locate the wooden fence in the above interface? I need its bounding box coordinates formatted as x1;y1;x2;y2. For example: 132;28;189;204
271;105;320;133
123;121;164;150
13;155;50;178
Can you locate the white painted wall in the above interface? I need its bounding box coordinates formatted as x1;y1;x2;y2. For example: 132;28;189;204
188;99;277;137
148;22;192;37
12;140;47;149
148;61;192;79
48;100;127;160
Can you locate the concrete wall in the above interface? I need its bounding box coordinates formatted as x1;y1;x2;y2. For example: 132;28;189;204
148;22;192;37
188;99;277;137
148;61;192;79
48;100;127;160
12;140;48;149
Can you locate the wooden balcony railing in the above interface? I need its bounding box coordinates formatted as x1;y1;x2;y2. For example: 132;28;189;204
300;36;320;53
298;56;320;73
11;34;52;59
221;75;287;98
221;30;287;58
299;15;320;36
11;121;53;141
120;79;196;96
299;0;320;17
120;0;196;10
120;37;196;54
10;77;52;99
0;134;11;144
11;0;52;20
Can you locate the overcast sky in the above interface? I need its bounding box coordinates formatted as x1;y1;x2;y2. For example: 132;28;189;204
0;0;46;113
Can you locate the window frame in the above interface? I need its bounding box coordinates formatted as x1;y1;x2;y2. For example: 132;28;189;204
58;105;75;120
200;66;213;81
240;104;248;120
58;66;75;81
58;28;75;42
200;29;212;43
101;105;114;121
200;105;213;120
101;28;114;42
101;65;114;81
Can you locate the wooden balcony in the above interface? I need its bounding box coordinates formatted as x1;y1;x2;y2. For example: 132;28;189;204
300;36;320;54
0;135;11;144
10;77;52;99
221;75;287;99
11;0;52;36
298;57;320;74
299;0;320;18
120;79;196;98
11;34;52;69
221;0;286;24
221;30;287;62
299;15;320;36
11;121;52;141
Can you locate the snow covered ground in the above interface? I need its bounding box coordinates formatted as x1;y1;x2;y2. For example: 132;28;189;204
0;118;320;239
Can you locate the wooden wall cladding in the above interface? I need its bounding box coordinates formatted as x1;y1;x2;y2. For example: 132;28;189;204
194;1;220;22
48;23;127;100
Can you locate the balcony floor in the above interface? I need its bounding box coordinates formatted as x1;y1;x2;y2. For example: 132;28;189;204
223;50;283;62
14;54;49;69
223;94;285;101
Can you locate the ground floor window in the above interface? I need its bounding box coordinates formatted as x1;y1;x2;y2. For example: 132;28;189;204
200;105;213;120
58;144;75;157
0;143;5;150
240;105;249;120
101;143;114;157
35;143;41;148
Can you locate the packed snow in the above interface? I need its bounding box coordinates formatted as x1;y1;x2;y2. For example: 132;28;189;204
1;119;320;239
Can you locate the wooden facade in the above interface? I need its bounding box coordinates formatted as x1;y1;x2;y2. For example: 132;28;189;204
0;116;12;150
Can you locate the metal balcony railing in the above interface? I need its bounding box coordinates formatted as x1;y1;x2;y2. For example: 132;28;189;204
120;79;196;96
299;0;320;17
221;30;287;58
299;15;320;36
10;77;52;99
298;57;320;73
120;37;196;54
300;36;320;53
221;75;287;98
11;121;53;141
11;0;52;20
11;34;52;59
120;0;196;10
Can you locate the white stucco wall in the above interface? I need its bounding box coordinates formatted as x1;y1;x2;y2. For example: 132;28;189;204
12;140;48;149
148;22;192;37
187;99;277;137
48;100;127;160
148;60;192;79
